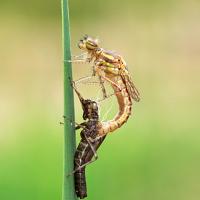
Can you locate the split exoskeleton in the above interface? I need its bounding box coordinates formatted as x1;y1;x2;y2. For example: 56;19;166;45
71;83;106;199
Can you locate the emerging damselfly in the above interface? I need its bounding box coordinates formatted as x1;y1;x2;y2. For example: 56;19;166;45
66;36;140;198
69;35;140;137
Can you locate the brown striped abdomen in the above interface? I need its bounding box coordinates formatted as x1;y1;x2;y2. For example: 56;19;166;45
74;136;106;199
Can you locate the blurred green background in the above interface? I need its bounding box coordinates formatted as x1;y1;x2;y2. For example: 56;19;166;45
0;0;200;199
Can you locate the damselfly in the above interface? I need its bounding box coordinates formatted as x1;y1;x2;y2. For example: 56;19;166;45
70;35;140;137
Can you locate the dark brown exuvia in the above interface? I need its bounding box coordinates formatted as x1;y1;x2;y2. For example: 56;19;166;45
73;83;106;199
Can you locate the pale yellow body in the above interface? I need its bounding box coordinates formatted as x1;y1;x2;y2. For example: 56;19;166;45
97;74;132;136
77;35;139;137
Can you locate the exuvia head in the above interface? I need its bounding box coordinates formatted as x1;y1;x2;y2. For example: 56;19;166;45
72;82;99;120
82;99;99;120
78;35;99;51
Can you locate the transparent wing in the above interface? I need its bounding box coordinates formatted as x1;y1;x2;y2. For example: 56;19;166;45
120;72;140;102
74;75;117;101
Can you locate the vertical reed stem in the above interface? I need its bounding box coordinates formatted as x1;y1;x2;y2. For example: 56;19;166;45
61;0;77;200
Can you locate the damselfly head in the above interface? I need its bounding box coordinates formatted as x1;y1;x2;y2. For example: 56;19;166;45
78;35;99;51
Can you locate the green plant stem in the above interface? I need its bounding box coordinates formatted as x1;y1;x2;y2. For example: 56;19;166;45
61;0;77;200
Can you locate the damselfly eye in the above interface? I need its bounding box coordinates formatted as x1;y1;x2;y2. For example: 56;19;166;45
84;34;88;39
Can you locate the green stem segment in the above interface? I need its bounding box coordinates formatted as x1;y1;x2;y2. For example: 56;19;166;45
61;0;77;200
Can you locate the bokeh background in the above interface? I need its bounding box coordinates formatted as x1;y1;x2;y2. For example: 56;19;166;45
0;0;200;199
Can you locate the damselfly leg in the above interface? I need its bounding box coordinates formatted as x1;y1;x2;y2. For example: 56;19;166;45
61;115;87;130
98;76;107;99
66;56;111;99
63;54;91;64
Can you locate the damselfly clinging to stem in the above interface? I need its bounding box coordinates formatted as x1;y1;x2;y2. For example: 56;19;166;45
69;35;140;137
